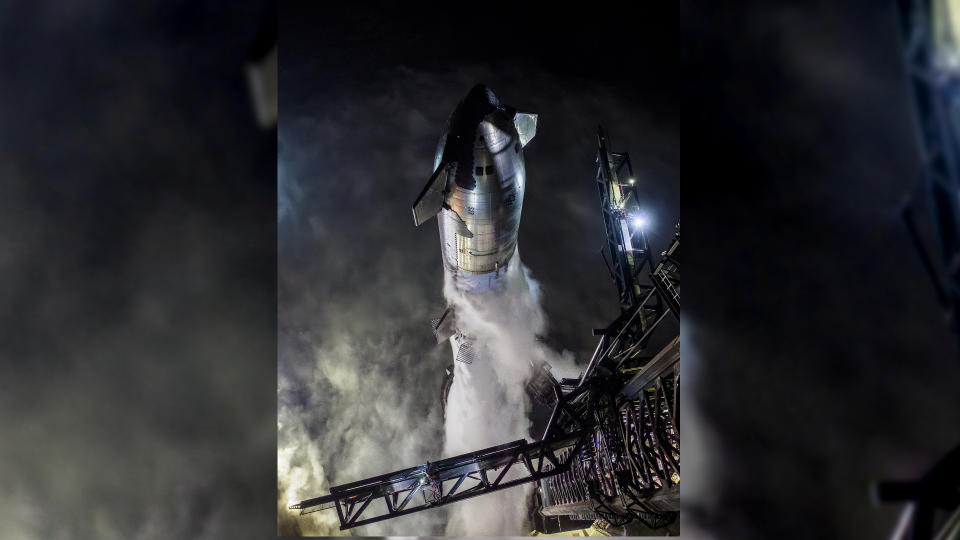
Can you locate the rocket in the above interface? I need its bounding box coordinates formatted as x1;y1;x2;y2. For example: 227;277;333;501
412;84;537;353
412;84;537;289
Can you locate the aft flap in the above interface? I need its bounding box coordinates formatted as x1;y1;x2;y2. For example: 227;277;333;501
412;162;455;226
453;332;476;364
430;306;456;344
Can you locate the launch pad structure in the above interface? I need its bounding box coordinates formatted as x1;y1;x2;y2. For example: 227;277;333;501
530;127;679;532
289;127;680;535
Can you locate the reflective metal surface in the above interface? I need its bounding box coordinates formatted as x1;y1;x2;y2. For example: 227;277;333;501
413;84;537;291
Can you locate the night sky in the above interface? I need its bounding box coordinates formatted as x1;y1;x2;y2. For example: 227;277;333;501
3;1;959;539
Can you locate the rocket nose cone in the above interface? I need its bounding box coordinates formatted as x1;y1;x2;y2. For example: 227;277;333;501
465;83;500;108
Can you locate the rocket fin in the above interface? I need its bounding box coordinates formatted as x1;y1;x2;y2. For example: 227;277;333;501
412;162;455;226
430;306;456;344
513;111;538;147
454;333;476;364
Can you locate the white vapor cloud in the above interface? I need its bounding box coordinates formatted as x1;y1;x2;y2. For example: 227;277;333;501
441;251;581;535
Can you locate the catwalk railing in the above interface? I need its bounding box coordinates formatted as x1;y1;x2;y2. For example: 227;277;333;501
289;433;589;530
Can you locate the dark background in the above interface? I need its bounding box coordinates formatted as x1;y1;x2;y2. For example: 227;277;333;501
687;1;960;538
2;1;958;539
0;2;277;538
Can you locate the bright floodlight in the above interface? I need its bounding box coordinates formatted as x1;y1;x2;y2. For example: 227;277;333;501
629;178;635;184
632;216;647;229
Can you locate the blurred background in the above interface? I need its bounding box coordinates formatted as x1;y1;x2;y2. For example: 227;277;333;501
0;2;277;538
687;1;960;538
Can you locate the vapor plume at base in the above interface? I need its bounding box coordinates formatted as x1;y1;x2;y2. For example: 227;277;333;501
441;250;580;536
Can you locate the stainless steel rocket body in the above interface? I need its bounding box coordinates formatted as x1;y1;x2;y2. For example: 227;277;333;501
413;84;537;293
435;114;527;290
